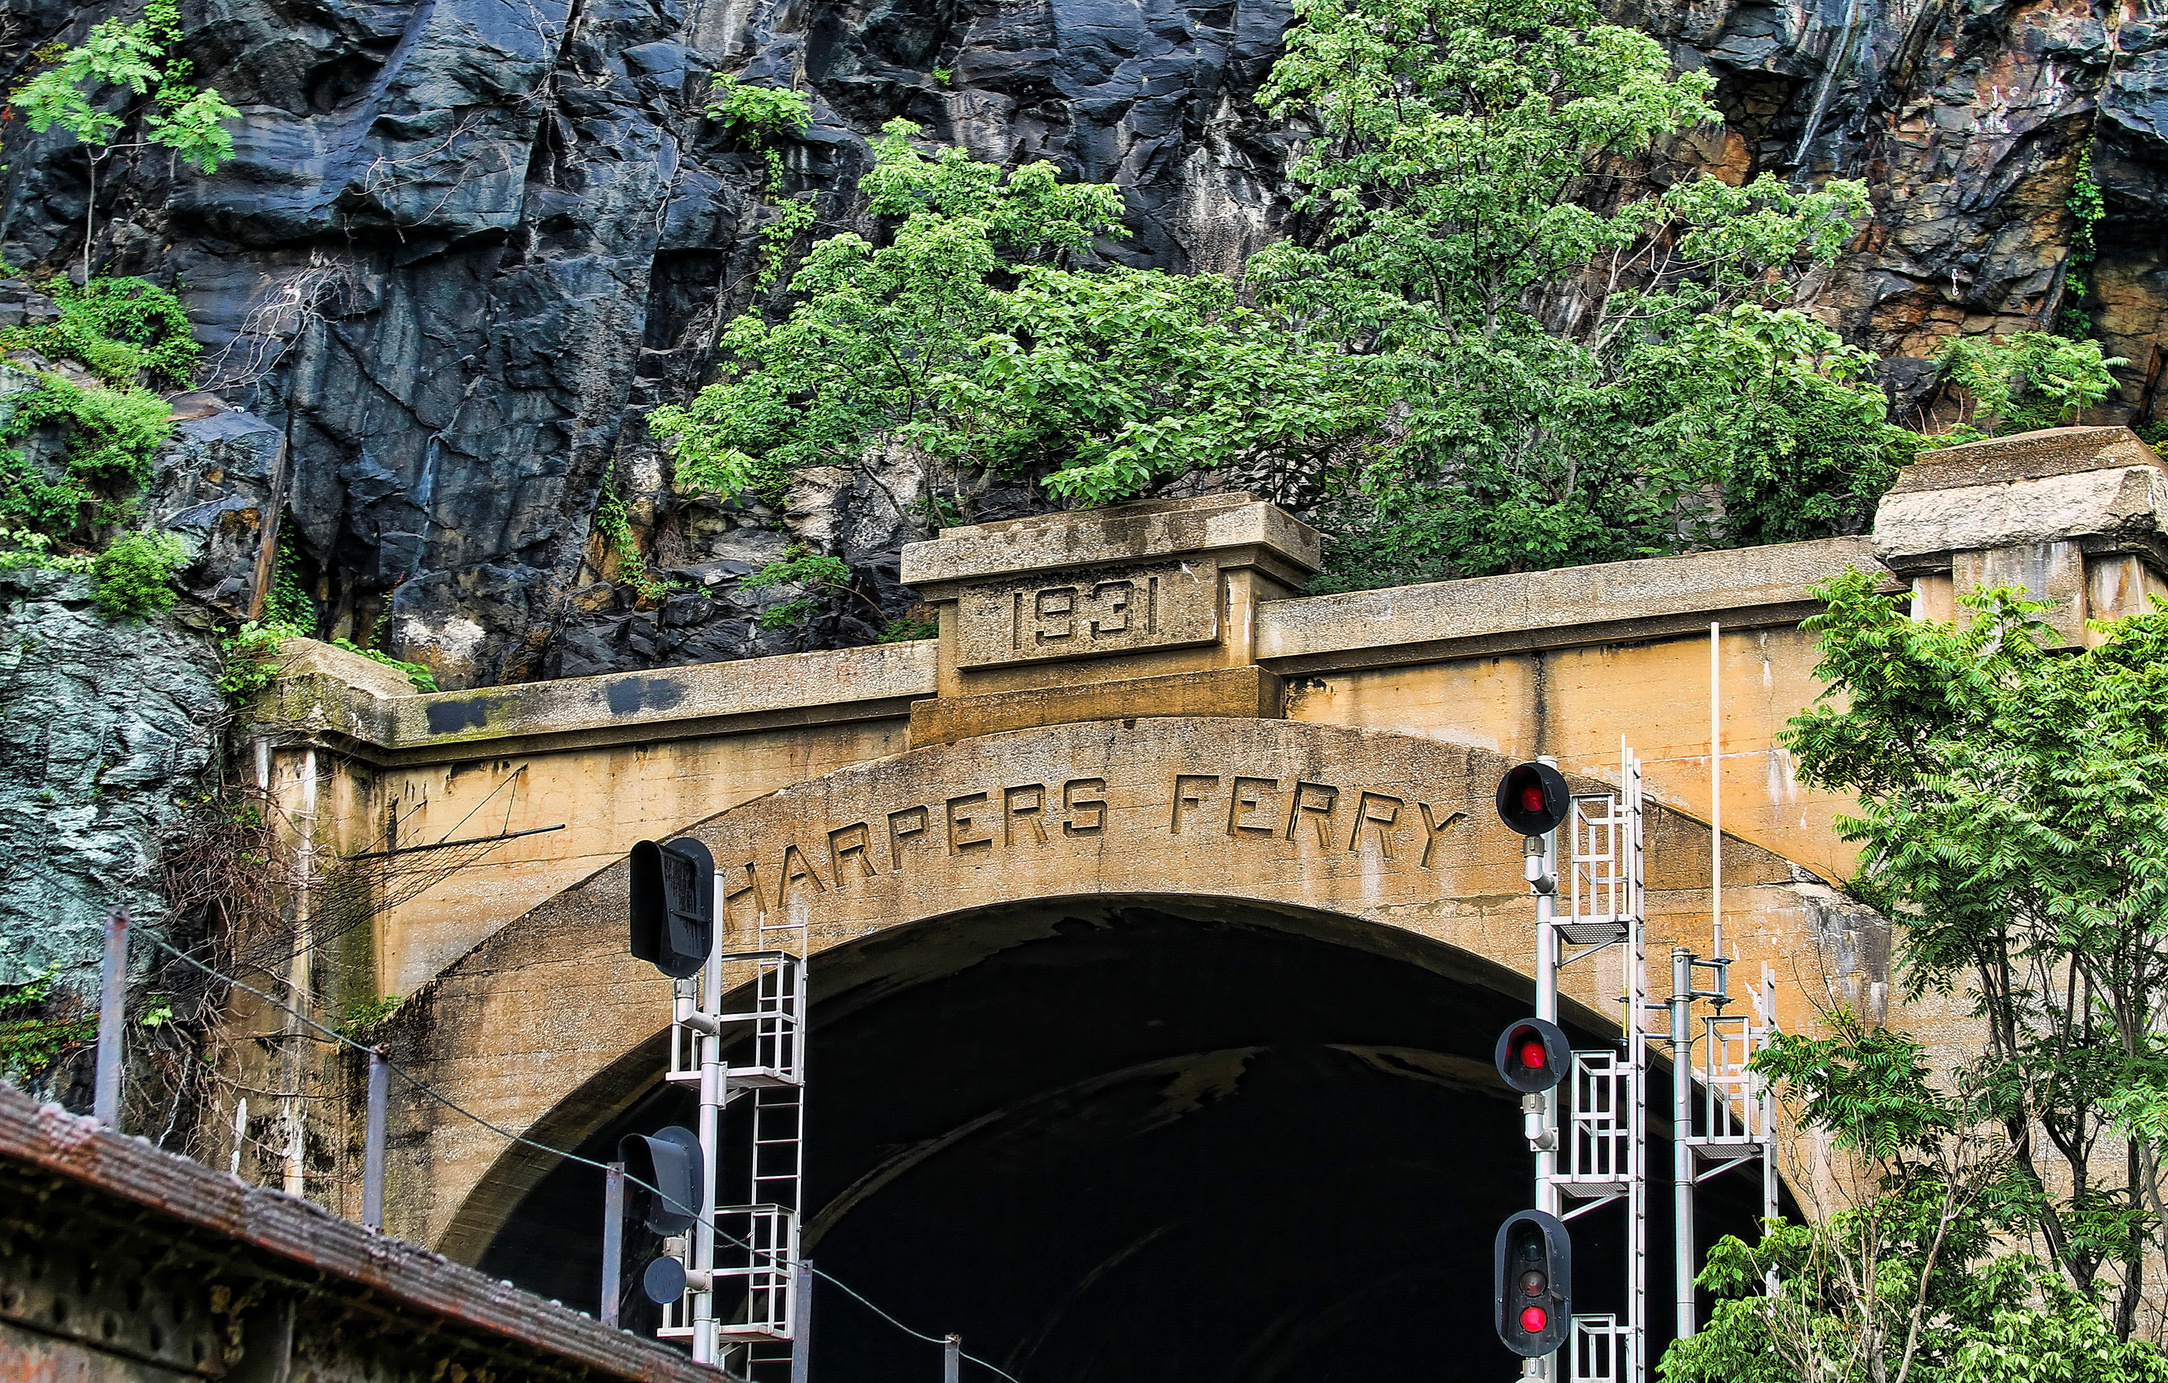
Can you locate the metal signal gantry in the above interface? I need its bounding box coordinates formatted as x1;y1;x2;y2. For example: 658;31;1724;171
624;838;810;1380
1494;743;1649;1383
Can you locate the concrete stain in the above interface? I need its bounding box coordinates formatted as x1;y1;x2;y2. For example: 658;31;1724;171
425;698;492;735
605;677;686;716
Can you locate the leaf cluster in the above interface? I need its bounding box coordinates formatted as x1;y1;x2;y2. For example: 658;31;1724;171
1929;332;2125;445
13;0;238;171
218;619;439;701
1;276;200;388
0;968;96;1084
88;528;183;618
1783;571;2168;1310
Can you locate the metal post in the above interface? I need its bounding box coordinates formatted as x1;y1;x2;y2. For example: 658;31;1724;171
1671;947;1696;1341
362;1046;388;1229
1534;841;1559;1224
601;1161;626;1329
93;906;129;1127
790;1259;814;1383
943;1334;961;1383
230;1097;248;1177
692;903;725;1364
1709;621;1723;972
1532;757;1560;1383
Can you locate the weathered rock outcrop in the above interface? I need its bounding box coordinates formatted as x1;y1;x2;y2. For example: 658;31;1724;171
0;0;2158;686
0;568;224;987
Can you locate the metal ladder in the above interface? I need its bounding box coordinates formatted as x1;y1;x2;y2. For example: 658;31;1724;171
1543;743;1648;1383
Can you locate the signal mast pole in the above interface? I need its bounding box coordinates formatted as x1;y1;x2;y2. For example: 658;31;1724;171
1493;745;1649;1383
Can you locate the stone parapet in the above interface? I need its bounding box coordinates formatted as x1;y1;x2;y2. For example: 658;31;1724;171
257;638;937;763
900;491;1323;591
1256;536;1886;675
1873;426;2168;643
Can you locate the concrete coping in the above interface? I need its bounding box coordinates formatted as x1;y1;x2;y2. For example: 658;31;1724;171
900;492;1324;589
265;637;938;760
1254;535;1888;673
0;1084;723;1383
1887;426;2164;495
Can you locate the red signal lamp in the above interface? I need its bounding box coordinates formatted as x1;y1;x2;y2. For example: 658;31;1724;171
1493;1017;1570;1095
1521;1306;1548;1333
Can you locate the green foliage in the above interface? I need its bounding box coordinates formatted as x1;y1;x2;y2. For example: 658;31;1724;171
89;529;183;618
262;534;316;629
217;619;438;702
706;75;813;286
12;0;238;172
1930;332;2124;443
1665;1002;2168;1383
589;480;675;604
2061;145;2107;338
1256;0;1897;587
0;275;189;604
0;524;94;573
658;0;1913;605
742;544;857;630
878;614;938;642
705;74;811;146
333;994;403;1040
653;121;1376;517
217;618;291;698
1753;1020;1957;1160
1781;570;2168;1314
1;277;200;387
0;969;96;1083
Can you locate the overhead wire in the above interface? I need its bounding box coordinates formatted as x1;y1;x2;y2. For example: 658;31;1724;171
12;853;1027;1383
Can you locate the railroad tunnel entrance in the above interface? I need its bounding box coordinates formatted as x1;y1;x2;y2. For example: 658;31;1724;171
475;897;1771;1383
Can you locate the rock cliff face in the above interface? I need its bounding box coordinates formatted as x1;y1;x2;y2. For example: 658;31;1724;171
0;568;224;988
0;0;2160;687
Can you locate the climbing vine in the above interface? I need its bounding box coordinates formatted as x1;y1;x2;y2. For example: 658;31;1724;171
706;74;813;288
588;478;675;604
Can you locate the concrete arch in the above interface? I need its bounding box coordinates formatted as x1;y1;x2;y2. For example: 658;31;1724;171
384;716;1838;1262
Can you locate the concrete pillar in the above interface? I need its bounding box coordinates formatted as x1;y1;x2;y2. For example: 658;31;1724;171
1873;426;2168;645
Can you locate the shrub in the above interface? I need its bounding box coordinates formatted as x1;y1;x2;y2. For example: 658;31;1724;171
90;530;185;618
1;278;200;388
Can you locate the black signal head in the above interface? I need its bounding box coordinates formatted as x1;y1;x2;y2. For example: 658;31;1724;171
1495;762;1570;836
1492;1017;1570;1094
1493;1209;1571;1357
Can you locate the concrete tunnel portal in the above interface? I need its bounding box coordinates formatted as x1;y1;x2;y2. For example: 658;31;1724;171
475;898;1771;1383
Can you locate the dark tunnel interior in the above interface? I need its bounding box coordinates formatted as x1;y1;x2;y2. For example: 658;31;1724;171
477;900;1776;1383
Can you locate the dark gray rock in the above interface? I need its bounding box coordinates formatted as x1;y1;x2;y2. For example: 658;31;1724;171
0;0;2157;690
0;567;225;990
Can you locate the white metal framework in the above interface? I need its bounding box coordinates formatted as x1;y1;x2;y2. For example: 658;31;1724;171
1680;960;1779;1199
658;919;810;1378
1537;742;1648;1383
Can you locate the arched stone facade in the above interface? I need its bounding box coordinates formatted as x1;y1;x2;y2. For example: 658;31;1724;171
388;717;1847;1261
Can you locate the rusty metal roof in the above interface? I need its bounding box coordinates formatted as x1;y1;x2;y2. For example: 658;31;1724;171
0;1080;727;1382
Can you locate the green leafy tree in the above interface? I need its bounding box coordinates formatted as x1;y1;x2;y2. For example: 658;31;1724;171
650;121;1377;527
1663;1009;2168;1383
1930;332;2125;445
13;0;239;278
1781;571;2168;1335
1254;0;1906;587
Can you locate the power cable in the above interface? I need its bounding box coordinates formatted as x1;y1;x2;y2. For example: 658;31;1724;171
9;859;1030;1383
148;933;1027;1382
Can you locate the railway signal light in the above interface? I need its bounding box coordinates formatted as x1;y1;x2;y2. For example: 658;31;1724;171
1494;1209;1571;1357
619;1125;703;1234
630;837;715;978
1494;1017;1571;1095
1496;762;1570;836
